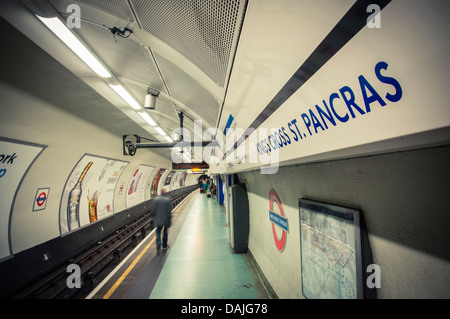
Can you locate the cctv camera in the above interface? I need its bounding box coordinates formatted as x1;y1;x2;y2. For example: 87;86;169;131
124;141;136;156
123;135;138;156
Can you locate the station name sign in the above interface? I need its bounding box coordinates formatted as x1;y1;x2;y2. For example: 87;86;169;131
256;61;403;155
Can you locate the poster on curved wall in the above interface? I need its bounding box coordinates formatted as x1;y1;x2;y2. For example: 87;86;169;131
180;172;188;187
150;168;166;197
164;170;176;186
59;154;128;235
0;138;45;261
171;171;181;189
126;165;155;208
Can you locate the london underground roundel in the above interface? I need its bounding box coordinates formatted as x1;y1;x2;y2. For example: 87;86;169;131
269;189;289;252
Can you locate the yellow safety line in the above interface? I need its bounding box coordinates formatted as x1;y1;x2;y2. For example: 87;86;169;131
103;236;156;299
173;194;190;214
102;191;196;299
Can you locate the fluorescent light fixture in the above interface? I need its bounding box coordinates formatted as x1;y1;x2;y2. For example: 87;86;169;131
154;126;167;136
108;84;141;110
138;111;157;126
37;16;111;78
164;135;174;142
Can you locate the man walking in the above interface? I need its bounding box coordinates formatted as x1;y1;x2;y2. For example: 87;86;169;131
152;189;172;255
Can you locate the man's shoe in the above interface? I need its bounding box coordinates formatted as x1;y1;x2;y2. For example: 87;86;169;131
162;245;170;250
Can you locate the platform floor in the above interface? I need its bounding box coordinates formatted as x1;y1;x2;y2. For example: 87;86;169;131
150;192;261;299
87;190;266;299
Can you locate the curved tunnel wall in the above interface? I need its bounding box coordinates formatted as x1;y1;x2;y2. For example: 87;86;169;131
0;80;195;261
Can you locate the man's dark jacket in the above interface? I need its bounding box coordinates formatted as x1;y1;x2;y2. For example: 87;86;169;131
152;194;172;228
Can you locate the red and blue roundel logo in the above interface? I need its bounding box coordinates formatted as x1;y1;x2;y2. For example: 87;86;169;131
269;189;289;252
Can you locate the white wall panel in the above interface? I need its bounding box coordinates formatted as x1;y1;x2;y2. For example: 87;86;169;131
0;81;171;254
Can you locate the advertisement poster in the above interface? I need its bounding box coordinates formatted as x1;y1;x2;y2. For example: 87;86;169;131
59;154;128;235
164;170;176;186
126;165;155;208
180;172;188;187
0;138;45;260
150;168;166;197
171;171;180;189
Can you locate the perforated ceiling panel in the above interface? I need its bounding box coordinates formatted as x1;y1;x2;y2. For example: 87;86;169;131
130;0;244;87
76;0;135;22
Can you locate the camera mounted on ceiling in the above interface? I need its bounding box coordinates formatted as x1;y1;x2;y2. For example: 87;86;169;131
123;135;140;156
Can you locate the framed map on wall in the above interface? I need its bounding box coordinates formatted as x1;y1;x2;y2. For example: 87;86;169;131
299;199;363;299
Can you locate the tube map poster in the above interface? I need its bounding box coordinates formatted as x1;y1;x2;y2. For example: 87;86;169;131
299;199;362;299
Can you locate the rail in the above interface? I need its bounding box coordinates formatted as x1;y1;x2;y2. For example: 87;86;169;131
13;185;198;299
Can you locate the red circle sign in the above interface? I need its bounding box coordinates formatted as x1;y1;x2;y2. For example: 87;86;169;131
269;189;287;252
36;192;47;206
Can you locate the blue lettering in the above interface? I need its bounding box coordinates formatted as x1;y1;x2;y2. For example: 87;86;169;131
282;127;291;144
315;100;336;130
274;131;283;147
256;61;402;153
288;122;298;141
309;109;325;133
301;113;312;136
257;138;272;154
359;75;386;112
256;143;263;155
329;93;349;123
0;168;6;178
339;86;365;118
375;61;403;102
277;129;286;146
268;135;278;150
290;119;303;140
265;139;271;153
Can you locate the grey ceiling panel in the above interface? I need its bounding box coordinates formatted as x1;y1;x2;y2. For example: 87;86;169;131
130;0;243;87
77;0;135;22
154;51;220;129
75;22;166;93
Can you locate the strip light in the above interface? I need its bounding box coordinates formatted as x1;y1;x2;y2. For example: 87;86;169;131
164;135;174;143
138;111;157;126
154;126;168;136
36;15;175;143
139;112;174;142
37;16;111;78
155;127;174;142
108;84;141;110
